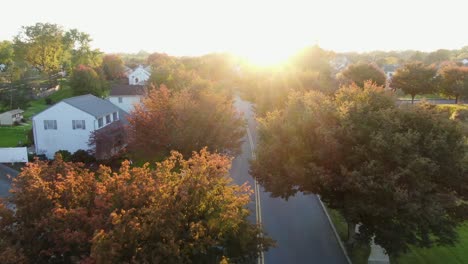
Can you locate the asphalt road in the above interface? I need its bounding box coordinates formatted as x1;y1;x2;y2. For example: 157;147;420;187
230;97;349;264
0;163;17;198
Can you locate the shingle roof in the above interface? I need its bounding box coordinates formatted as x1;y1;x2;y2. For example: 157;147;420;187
63;94;121;118
1;109;24;115
110;84;147;96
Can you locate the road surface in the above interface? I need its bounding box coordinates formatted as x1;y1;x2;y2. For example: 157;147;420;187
0;163;17;198
230;97;349;264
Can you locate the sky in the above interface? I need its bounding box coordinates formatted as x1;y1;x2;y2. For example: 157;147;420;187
1;0;467;63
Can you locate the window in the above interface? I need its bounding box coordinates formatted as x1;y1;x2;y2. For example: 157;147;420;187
106;114;111;124
113;112;118;121
44;120;57;130
98;117;103;128
72;120;86;130
118;97;123;103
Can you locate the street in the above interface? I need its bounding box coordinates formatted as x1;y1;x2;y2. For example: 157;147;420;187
231;97;349;264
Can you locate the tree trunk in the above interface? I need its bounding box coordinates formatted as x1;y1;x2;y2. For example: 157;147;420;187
347;222;356;245
455;95;459;104
411;94;415;104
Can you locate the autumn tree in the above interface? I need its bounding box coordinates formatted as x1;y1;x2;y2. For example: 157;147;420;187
251;82;467;257
128;85;245;161
390;62;437;103
102;54;125;80
438;64;468;103
14;23;66;85
70;64;106;96
0;150;272;263
339;62;387;87
88;120;127;160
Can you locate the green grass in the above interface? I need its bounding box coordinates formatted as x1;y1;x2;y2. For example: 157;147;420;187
0;81;72;147
0;123;31;147
394;224;468;264
326;207;371;264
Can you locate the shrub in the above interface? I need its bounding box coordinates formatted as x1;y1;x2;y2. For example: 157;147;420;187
70;149;95;163
54;150;72;162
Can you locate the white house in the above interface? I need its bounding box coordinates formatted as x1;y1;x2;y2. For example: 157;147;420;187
382;64;398;79
128;65;151;85
462;58;468;66
32;94;122;159
0;109;24;125
108;84;146;113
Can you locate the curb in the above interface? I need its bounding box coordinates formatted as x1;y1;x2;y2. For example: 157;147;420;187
317;195;352;264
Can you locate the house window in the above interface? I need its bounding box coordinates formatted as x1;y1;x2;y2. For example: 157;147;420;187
106;114;111;124
98;117;103;128
44;120;57;130
72;120;86;130
118;97;123;103
113;112;118;121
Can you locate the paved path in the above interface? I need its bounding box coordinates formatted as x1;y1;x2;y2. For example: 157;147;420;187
0;163;18;198
230;97;348;264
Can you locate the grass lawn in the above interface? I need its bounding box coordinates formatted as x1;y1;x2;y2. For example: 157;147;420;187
326;207;371;264
0;81;72;147
394;224;468;264
0;123;31;147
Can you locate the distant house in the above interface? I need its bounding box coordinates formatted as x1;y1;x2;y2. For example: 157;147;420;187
32;94;123;159
382;64;398;79
108;84;146;113
128;65;151;85
0;64;6;72
0;109;24;126
462;58;468;66
331;56;350;72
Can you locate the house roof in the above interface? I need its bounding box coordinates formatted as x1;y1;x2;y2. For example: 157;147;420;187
110;84;146;96
0;109;24;116
63;94;121;118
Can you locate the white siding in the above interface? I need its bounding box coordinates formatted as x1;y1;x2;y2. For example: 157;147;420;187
33;102;96;159
128;67;150;85
108;95;142;113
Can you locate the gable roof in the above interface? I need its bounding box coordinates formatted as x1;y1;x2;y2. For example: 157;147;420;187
110;84;147;96
63;94;121;118
0;109;24;116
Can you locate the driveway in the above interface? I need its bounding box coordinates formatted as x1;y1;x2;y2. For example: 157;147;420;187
0;163;18;198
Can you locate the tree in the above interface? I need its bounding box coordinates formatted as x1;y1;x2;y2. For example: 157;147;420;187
128;85;245;161
339;62;387;87
62;29;102;70
390;62;437;103
88;120;127;160
70;64;106;96
0;40;14;67
438;64;468;103
102;54;125;80
251;83;467;257
0;150;272;263
14;23;65;85
425;49;451;64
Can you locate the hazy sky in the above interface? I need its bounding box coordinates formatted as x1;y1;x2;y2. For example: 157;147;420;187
1;0;467;62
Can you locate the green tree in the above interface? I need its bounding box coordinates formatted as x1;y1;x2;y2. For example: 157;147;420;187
102;54;125;80
62;29;102;70
390;62;437;103
70;64;106;96
0;151;272;263
251;83;467;257
339;62;387;87
0;41;14;67
425;49;452;64
14;23;65;85
438;64;468;103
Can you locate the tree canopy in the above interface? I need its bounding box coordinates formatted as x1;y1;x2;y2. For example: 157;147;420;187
390;62;437;103
0;150;272;263
251;82;468;257
438;64;468;103
70;64;106;96
128;85;245;161
102;54;125;80
339;62;387;87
